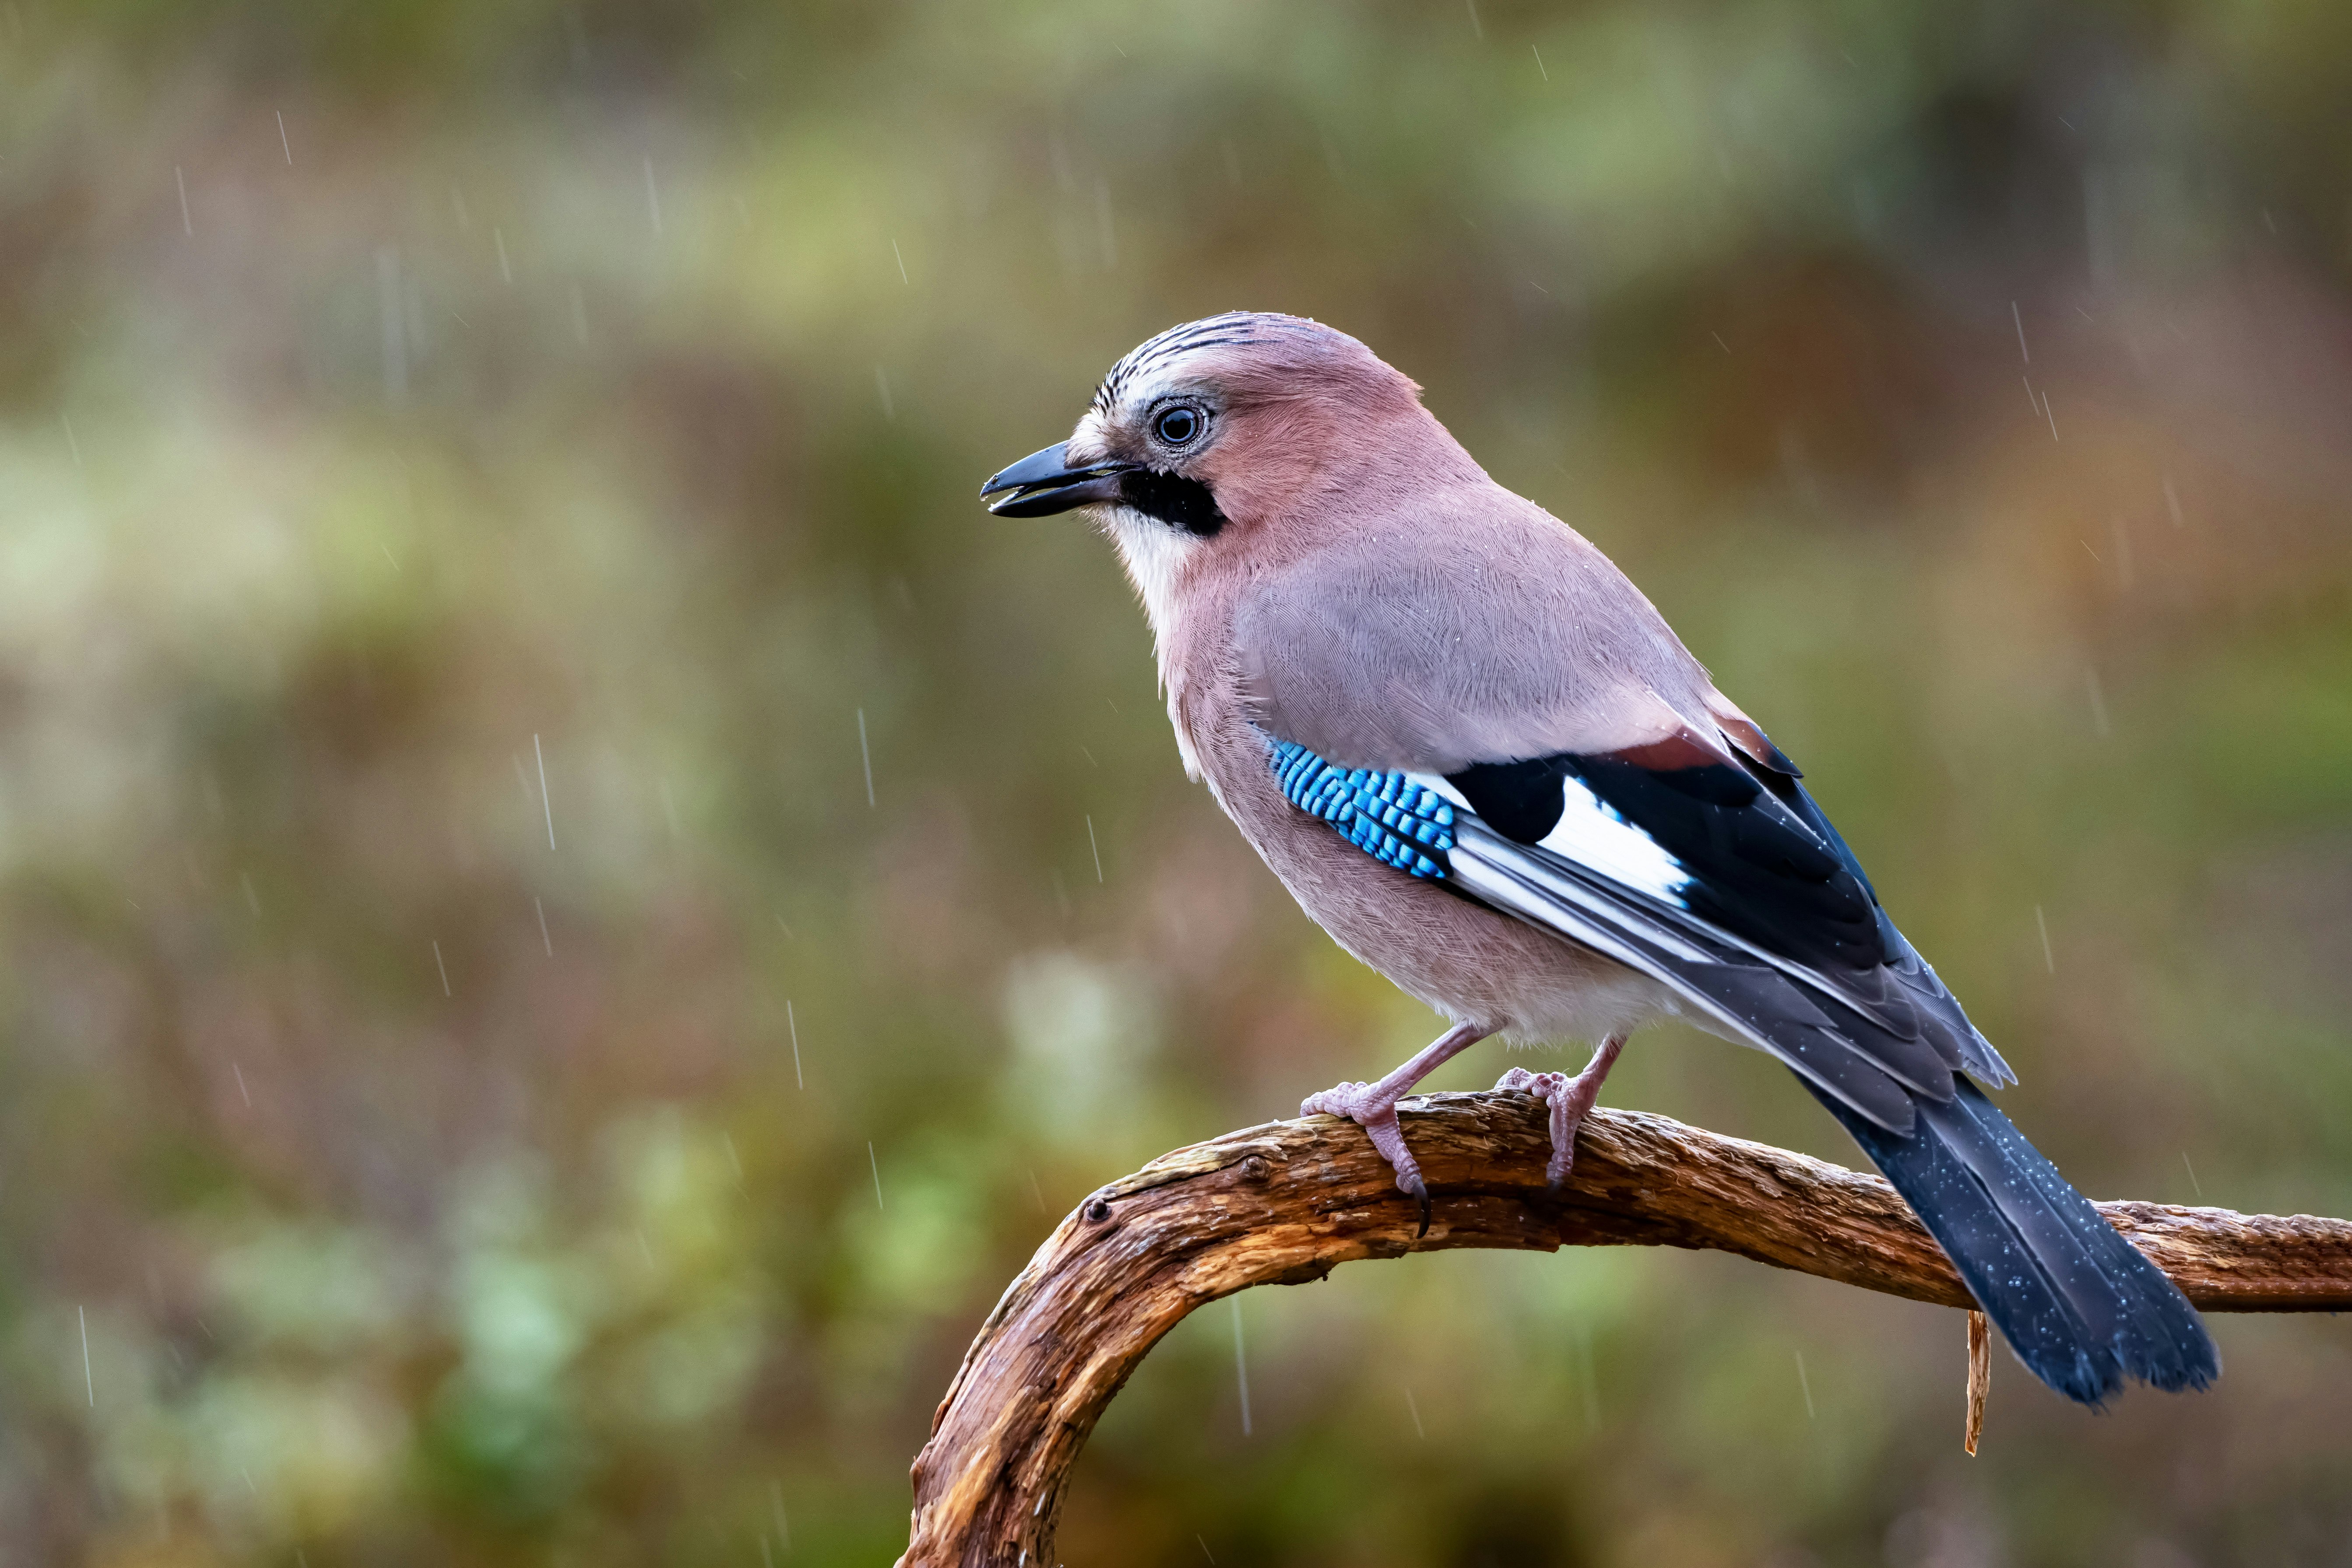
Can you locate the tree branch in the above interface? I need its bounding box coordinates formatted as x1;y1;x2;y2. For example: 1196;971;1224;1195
897;1092;2352;1567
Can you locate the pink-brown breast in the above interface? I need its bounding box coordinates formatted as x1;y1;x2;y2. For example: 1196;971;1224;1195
1166;583;1675;1048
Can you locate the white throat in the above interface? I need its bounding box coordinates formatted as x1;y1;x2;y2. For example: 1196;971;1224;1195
1101;505;1210;780
1101;506;1201;663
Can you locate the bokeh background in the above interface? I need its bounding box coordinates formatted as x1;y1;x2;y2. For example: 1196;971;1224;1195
4;0;2350;1562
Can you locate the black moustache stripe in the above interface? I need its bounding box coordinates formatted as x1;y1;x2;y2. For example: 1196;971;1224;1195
1119;469;1226;538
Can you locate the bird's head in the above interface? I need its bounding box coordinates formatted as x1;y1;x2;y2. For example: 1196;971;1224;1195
979;312;1450;554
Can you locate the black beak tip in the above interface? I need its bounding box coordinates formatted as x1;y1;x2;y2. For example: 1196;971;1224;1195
982;489;1054;518
977;440;1131;518
979;441;1072;499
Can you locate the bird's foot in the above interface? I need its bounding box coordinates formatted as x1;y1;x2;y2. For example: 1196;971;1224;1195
1496;1034;1625;1190
1298;1022;1495;1239
1301;1079;1429;1226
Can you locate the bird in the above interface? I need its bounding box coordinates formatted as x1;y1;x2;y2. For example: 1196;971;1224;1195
978;310;2216;1407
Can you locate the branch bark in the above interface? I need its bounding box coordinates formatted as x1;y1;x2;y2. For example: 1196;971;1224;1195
898;1092;2352;1567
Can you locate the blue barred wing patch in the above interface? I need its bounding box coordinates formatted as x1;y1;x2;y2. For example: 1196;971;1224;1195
1269;740;1455;879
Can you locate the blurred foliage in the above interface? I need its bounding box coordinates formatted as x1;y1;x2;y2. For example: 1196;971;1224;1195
3;0;2351;1563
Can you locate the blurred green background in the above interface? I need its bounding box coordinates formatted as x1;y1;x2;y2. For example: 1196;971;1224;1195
4;0;2351;1562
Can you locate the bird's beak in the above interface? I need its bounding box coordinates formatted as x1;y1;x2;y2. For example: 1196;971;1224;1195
978;443;1134;517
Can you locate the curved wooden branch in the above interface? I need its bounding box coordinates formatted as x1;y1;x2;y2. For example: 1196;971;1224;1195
897;1092;2352;1566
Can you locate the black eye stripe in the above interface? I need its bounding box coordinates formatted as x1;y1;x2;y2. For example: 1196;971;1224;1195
1118;469;1225;538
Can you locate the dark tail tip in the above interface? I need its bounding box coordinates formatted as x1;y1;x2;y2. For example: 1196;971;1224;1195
1804;1076;2218;1407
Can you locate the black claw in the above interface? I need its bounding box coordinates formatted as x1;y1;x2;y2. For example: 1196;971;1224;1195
1413;1185;1432;1239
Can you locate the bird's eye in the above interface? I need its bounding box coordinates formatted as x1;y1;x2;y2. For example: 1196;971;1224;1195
1154;406;1201;446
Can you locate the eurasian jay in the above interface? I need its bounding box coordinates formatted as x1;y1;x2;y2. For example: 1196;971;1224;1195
980;311;2215;1406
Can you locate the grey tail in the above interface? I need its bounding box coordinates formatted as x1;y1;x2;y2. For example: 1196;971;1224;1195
1804;1076;2218;1406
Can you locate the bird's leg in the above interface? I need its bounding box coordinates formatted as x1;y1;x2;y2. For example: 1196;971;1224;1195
1302;1021;1493;1233
1496;1034;1626;1190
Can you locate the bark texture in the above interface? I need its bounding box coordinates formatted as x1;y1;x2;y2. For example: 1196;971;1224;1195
898;1092;2352;1567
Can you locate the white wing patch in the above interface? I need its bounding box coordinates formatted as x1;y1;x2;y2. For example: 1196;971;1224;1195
1414;770;1688;905
1542;772;1689;903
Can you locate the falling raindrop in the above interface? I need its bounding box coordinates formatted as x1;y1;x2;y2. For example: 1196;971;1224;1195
1230;1298;1252;1436
535;734;557;850
856;709;877;806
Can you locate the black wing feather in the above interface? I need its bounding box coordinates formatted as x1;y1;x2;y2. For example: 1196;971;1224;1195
1431;730;2207;1404
1452;741;2009;1086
